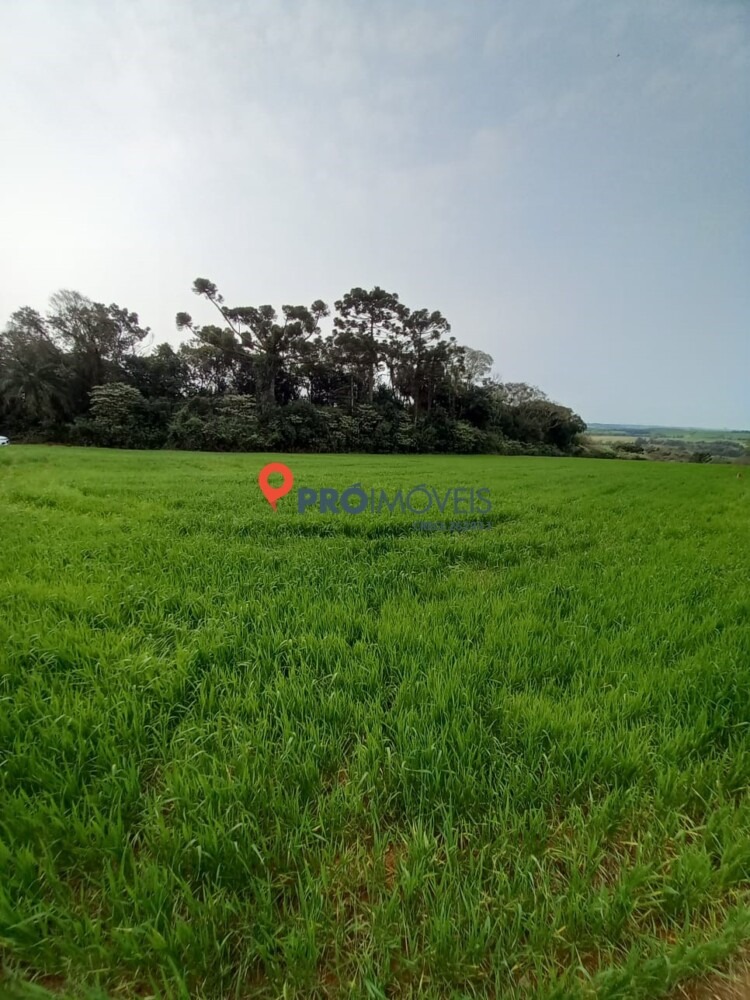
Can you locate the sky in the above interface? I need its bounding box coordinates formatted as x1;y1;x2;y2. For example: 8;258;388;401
1;0;748;428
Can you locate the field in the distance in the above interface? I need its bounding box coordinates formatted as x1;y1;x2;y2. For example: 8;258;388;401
1;447;749;999
585;425;750;462
586;424;750;442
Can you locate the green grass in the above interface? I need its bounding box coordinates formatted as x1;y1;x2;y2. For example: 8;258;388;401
1;446;749;999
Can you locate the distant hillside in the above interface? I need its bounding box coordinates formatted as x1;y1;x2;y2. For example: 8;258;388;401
584;423;750;463
588;423;750;441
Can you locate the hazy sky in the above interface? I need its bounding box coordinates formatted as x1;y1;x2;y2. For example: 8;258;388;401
1;0;748;427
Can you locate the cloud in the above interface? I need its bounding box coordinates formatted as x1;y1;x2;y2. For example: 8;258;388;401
0;0;748;425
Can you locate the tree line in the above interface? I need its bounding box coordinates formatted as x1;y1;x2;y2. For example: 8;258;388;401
0;280;586;454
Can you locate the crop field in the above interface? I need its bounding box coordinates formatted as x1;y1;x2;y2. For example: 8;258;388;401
1;447;749;999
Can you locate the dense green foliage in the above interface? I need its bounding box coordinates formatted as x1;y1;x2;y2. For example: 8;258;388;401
0;282;586;454
1;447;749;998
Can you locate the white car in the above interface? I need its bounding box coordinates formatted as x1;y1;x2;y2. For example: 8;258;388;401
0;436;9;446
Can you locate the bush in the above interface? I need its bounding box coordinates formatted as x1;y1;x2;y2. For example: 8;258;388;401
84;383;168;449
450;421;484;454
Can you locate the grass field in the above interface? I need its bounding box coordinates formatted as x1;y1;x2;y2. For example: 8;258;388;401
1;447;749;999
586;435;641;446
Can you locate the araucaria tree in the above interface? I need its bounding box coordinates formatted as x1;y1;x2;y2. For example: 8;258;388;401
177;279;328;406
332;287;402;405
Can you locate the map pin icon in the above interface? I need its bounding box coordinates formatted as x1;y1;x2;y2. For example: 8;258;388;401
258;462;294;511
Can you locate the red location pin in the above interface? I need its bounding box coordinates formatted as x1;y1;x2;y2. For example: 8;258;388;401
258;462;294;512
